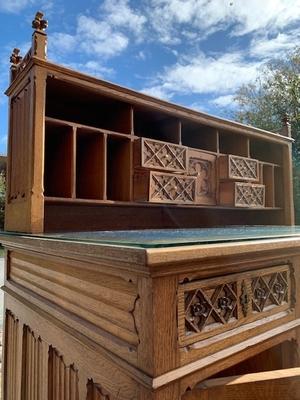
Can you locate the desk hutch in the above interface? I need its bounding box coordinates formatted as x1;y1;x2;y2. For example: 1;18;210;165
2;12;300;400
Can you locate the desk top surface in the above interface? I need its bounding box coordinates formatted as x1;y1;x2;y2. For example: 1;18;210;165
2;226;300;249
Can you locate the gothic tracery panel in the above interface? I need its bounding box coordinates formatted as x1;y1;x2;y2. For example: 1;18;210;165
235;183;265;207
141;138;188;172
228;155;259;181
150;172;196;203
178;265;293;345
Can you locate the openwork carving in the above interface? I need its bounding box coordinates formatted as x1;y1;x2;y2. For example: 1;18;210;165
178;264;292;345
32;11;48;31
235;183;265;207
252;271;288;313
87;379;111;400
142;138;187;172
184;282;238;334
150;172;196;203
229;155;259;181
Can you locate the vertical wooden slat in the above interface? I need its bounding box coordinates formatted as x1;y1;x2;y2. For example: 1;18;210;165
16;97;21;197
130;105;134;135
178;120;182;145
64;367;70;400
281;143;295;224
20;91;25;198
70;366;77;400
12;318;17;400
55;351;60;400
4;312;22;400
103;134;108;201
71;127;77;199
7;313;12;399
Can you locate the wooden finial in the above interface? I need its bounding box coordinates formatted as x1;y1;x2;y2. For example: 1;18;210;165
10;48;22;65
281;112;291;137
32;11;48;32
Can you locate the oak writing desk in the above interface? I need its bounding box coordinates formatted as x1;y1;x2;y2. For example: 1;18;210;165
2;227;300;399
2;12;300;400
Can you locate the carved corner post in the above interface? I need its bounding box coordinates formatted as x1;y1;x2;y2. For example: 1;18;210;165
283;143;295;225
136;275;181;400
281;114;295;225
281;113;292;138
31;11;48;60
5;12;48;233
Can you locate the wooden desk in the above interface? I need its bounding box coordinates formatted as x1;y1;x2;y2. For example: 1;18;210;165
2;228;300;399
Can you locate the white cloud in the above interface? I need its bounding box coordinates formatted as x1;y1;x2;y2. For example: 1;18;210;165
189;101;210;113
102;0;146;37
147;0;300;44
136;51;146;60
50;33;77;55
77;15;129;58
143;52;261;98
250;29;300;58
211;94;236;108
66;61;114;78
141;85;172;100
0;0;34;13
49;0;146;61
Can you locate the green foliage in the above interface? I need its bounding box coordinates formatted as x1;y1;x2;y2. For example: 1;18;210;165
0;172;5;230
234;48;300;223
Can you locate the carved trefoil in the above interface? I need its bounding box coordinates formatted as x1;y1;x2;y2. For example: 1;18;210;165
178;264;293;345
137;138;188;172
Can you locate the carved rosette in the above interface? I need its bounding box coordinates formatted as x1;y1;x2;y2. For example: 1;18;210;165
184;283;238;333
142;138;187;172
178;265;293;345
252;271;288;313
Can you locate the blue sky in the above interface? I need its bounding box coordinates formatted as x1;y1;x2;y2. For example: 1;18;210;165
0;0;300;155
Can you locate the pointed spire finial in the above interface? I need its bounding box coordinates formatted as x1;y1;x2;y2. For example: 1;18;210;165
32;11;48;32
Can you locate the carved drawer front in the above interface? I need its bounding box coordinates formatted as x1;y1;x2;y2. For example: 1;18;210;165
178;264;293;346
134;169;196;204
187;149;217;205
134;137;188;173
219;155;259;182
219;182;265;208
